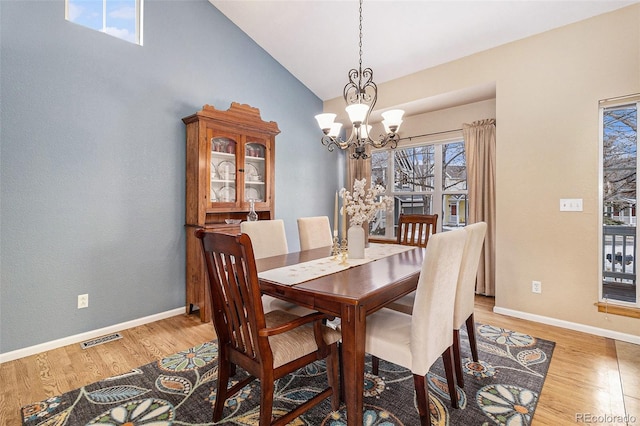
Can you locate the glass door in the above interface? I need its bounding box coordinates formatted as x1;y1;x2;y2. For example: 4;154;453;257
210;136;237;204
244;140;267;204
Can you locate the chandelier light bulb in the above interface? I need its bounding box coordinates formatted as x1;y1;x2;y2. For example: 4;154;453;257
381;109;404;124
345;103;369;126
315;113;337;133
381;109;404;132
329;122;343;138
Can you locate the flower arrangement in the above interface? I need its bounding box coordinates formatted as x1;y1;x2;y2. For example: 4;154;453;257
340;178;393;227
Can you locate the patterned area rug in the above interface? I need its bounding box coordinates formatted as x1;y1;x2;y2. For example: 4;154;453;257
21;323;554;425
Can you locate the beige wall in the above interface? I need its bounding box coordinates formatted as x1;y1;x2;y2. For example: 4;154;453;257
326;5;640;338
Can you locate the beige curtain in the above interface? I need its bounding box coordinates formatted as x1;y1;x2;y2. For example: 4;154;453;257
463;119;496;296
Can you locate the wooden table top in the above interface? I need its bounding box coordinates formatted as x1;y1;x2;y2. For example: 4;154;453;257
256;245;425;314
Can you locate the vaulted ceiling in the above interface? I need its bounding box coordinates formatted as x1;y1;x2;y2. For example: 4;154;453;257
210;0;638;113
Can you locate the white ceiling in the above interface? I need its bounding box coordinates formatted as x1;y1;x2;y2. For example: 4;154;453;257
210;0;638;112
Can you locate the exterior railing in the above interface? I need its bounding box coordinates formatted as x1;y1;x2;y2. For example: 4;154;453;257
602;225;637;303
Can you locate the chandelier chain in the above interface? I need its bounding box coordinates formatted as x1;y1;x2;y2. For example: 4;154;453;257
358;0;363;71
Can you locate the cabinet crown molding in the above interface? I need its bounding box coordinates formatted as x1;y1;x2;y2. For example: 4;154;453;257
182;102;280;135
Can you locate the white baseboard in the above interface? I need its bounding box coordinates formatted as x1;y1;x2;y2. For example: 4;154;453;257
493;306;640;345
0;307;185;364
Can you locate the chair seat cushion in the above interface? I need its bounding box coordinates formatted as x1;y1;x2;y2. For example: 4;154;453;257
263;295;317;316
265;310;341;368
363;308;413;370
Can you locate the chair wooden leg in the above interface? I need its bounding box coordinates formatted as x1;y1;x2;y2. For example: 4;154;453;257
213;357;231;421
372;356;380;375
326;344;341;411
441;346;459;409
412;374;431;426
466;313;479;362
453;329;464;388
338;342;345;403
259;374;275;426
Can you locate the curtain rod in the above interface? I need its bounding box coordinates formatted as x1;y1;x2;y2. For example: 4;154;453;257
398;128;463;142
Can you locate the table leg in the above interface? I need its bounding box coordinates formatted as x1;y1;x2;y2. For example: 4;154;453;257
340;304;366;426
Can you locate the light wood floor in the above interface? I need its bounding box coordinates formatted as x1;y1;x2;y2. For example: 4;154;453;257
1;296;638;425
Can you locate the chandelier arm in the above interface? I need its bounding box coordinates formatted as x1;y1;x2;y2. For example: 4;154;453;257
321;135;357;153
370;132;399;149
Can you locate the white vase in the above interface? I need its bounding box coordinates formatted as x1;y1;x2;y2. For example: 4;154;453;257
348;225;365;259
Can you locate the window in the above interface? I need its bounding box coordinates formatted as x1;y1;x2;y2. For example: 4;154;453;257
371;138;468;238
66;0;143;45
600;97;639;307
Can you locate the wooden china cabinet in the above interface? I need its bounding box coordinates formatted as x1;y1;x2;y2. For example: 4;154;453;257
182;102;279;322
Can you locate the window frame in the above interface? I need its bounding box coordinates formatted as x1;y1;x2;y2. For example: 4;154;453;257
65;0;144;45
371;133;468;239
599;96;640;308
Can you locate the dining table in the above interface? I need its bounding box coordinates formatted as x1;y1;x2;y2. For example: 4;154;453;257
256;243;426;426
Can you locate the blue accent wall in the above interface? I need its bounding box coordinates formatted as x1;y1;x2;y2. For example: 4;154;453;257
0;0;340;353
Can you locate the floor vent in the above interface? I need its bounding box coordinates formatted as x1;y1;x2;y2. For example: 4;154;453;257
80;332;123;349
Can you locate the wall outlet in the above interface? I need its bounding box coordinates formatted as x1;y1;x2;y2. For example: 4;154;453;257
77;294;89;309
531;281;542;294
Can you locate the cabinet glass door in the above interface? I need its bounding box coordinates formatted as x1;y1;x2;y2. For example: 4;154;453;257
210;137;237;203
244;141;266;203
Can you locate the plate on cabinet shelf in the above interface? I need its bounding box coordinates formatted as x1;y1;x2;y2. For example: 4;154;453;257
245;187;261;201
218;186;236;202
217;160;235;180
245;163;260;181
210;159;218;179
210;186;218;202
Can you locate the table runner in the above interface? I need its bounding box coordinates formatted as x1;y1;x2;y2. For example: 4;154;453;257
258;243;417;286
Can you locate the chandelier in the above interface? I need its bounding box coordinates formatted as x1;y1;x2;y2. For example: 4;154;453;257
315;0;404;160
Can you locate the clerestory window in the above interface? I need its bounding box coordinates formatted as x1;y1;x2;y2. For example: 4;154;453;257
66;0;143;45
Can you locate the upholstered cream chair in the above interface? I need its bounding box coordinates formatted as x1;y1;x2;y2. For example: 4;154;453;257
385;214;437;313
241;220;314;316
363;228;467;425
241;219;289;259
297;216;333;251
196;231;341;425
450;222;487;386
381;222;488;389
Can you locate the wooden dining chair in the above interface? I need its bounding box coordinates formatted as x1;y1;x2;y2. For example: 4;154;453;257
297;216;333;250
396;213;438;248
196;231;341;426
363;228;467;425
241;219;314;316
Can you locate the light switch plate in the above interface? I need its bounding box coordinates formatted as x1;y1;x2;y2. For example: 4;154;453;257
560;198;583;211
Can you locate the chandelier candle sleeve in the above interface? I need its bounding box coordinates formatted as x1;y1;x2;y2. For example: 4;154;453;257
334;191;339;237
342;196;347;240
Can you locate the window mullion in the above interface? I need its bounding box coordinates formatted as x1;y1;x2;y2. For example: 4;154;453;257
434;144;443;232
